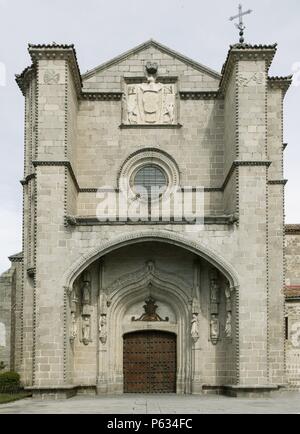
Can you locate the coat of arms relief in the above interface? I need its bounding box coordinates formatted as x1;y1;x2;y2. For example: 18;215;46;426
122;62;177;125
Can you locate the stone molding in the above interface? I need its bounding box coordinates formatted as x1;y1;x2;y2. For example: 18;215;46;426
124;76;178;84
268;76;293;95
65;216;237;226
179;91;222;100
117;148;181;196
15;66;35;96
20;173;36;186
32;160;79;192
268;180;288;185
285;225;300;235
223;160;272;191
119;124;182;129
81;92;122;101
8;252;23;263
106;260;192;299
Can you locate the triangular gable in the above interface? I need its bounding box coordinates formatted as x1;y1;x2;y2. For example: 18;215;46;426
82;39;221;81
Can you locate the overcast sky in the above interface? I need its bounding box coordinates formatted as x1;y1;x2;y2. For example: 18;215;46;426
0;0;299;273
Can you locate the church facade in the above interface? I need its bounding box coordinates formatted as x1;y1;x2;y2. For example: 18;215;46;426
1;40;300;398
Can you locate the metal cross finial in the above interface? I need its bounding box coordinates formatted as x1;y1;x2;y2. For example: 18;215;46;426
229;4;253;44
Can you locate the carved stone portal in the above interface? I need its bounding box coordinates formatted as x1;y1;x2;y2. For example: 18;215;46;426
132;296;169;322
123;74;176;125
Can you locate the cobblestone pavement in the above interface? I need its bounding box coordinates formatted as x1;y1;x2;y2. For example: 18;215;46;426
0;393;300;414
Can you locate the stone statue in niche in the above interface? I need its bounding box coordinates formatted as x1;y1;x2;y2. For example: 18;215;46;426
225;284;231;311
191;313;200;343
99;314;107;344
82;281;91;305
82;316;91;345
81;271;91;305
210;279;220;304
99;290;108;316
225;312;232;339
210;314;219;345
69;312;77;343
123;64;176;125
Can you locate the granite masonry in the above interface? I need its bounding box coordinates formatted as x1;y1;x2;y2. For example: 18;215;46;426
0;40;299;398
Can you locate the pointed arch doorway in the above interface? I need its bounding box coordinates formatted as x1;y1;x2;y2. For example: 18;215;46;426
123;330;177;393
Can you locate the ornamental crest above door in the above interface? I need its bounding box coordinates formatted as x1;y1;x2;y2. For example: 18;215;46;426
122;63;177;125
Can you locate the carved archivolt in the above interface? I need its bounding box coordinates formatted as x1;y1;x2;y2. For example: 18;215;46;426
62;230;240;292
106;260;192;301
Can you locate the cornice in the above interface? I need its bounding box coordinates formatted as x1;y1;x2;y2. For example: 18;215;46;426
179;91;222;100
81;92;122;101
222;161;272;191
285;285;300;299
65;215;237;226
32;160;79;191
123;76;178;84
219;44;277;94
285;225;300;235
28;43;82;97
119;124;182;129
20;173;36;186
268;76;293;95
268;179;288;185
15;65;35;96
8;252;23;263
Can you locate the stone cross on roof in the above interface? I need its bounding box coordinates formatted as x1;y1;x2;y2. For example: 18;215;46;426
229;3;253;44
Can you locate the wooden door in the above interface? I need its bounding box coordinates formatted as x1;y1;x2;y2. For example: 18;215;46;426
123;331;176;393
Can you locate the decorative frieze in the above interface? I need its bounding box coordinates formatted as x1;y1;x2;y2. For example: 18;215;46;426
81;92;122;101
180;91;221;100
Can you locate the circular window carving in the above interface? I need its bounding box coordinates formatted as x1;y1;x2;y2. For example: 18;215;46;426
118;149;180;201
